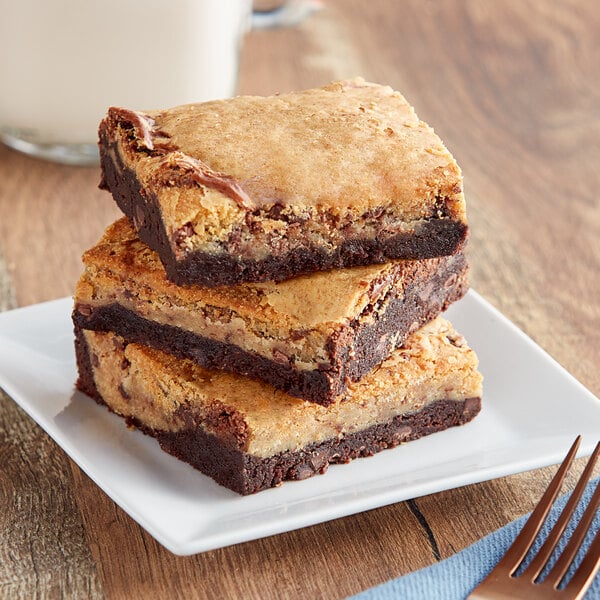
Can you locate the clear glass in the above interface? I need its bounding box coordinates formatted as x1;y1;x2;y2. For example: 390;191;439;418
0;0;250;165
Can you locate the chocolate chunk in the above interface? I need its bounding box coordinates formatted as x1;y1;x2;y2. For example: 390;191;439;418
118;384;131;401
174;222;194;247
77;304;93;316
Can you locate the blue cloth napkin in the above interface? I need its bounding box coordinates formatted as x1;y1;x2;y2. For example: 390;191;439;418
350;477;599;599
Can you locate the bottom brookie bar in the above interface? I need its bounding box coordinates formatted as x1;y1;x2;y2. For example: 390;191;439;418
74;317;483;495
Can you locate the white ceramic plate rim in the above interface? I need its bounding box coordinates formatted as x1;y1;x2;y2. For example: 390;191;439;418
0;290;598;555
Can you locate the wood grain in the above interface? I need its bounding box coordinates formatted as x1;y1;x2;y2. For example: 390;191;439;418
0;391;102;598
0;1;598;598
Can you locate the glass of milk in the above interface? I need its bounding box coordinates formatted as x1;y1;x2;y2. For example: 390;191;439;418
0;0;319;165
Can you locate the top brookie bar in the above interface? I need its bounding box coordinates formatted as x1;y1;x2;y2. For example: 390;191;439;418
99;78;468;286
73;218;468;406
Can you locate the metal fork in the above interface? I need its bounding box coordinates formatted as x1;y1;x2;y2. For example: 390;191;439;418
468;436;600;599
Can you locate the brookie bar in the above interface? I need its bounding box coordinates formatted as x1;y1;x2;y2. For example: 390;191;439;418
74;317;483;495
73;218;469;405
99;79;468;286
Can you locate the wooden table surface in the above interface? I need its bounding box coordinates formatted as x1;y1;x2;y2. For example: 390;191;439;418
1;1;599;598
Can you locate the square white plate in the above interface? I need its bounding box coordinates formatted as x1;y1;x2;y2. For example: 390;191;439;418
0;290;599;555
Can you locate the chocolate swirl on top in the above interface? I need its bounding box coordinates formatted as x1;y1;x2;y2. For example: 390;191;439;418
157;154;253;210
107;107;253;210
108;107;156;150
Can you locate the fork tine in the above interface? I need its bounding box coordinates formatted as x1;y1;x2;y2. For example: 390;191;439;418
563;526;600;600
493;436;581;575
548;470;600;588
522;441;600;581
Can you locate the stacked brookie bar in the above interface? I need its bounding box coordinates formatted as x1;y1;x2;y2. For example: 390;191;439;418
73;79;483;495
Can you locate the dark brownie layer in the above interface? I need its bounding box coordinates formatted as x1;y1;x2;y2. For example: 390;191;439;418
99;131;468;286
74;323;481;495
166;218;467;287
73;251;468;405
157;396;481;495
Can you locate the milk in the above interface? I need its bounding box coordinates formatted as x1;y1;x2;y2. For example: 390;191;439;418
0;0;251;148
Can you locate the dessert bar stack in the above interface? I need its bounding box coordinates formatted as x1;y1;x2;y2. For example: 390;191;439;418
73;79;483;495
